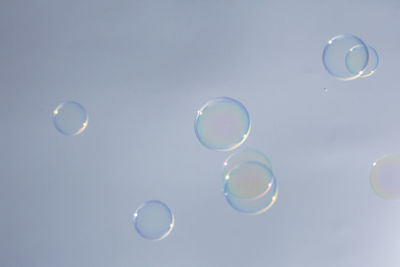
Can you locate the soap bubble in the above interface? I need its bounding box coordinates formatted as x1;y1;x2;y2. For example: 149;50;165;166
224;161;278;214
223;148;272;182
194;97;250;151
53;101;88;136
346;45;379;78
361;46;379;77
322;34;369;80
133;200;174;240
370;155;400;200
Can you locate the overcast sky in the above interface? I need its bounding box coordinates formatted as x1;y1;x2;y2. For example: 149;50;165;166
1;0;400;266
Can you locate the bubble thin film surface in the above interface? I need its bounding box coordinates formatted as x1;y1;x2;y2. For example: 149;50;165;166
133;200;174;240
360;46;379;77
224;161;278;214
370;155;400;200
223;149;272;182
346;45;379;78
194;97;250;151
322;34;369;80
53;101;88;136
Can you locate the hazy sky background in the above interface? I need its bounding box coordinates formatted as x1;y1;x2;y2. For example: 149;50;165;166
1;0;400;266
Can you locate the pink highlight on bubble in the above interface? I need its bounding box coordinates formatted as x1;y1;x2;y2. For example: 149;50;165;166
250;180;274;201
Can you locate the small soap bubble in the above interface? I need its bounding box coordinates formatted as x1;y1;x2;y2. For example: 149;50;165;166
223;148;272;182
194;97;250;151
53;101;88;136
370;155;400;199
133;200;174;240
224;161;278;214
322;34;369;80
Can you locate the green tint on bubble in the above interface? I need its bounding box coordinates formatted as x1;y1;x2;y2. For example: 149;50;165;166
133;200;174;241
53;101;88;136
194;97;250;151
322;34;369;80
224;161;278;214
370;155;400;200
223;148;272;182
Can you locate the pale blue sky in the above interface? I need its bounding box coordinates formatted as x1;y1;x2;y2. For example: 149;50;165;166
1;0;400;266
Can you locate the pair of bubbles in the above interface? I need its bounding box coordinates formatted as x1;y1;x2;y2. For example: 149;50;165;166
322;34;379;80
133;97;278;241
51;102;171;241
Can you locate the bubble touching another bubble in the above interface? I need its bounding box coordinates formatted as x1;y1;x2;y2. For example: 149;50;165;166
322;34;369;80
222;148;272;182
223;159;278;215
133;200;174;240
194;97;250;151
357;45;379;78
345;45;379;78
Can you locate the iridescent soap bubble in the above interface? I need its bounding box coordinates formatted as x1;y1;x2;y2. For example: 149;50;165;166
133;200;174;240
53;101;88;136
322;34;369;80
224;161;278;214
194;97;250;151
223;148;272;182
370;155;400;199
346;45;379;78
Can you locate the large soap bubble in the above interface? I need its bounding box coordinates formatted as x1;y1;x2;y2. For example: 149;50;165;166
346;45;379;78
194;97;250;151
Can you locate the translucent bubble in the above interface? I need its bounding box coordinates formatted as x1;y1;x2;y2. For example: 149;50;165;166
133;200;174;240
346;45;379;78
223;149;272;182
224;161;278;214
370;155;400;200
194;97;250;151
322;34;369;80
53;101;88;136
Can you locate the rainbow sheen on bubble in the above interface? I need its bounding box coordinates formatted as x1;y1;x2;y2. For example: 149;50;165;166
322;34;369;80
53;101;88;136
133;200;174;240
370;155;400;200
223;148;272;182
224;161;278;214
194;97;250;151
